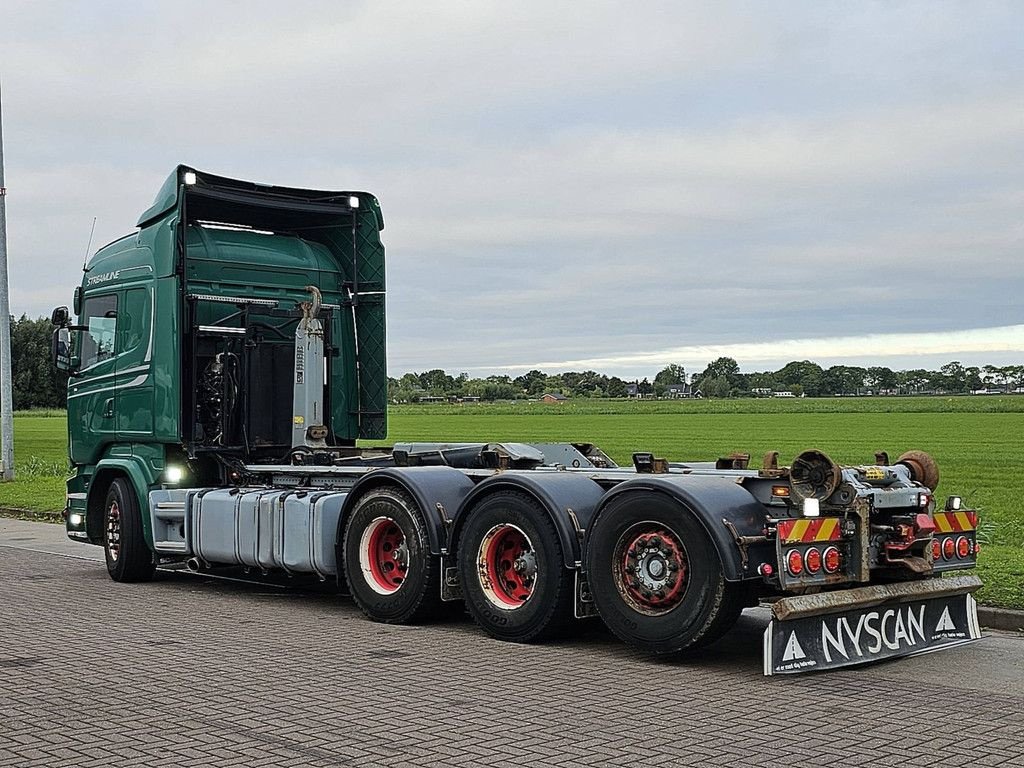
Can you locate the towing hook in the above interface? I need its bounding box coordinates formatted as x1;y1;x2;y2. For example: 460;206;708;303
301;285;323;327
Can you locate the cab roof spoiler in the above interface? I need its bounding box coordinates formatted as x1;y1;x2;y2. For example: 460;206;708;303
135;165;384;232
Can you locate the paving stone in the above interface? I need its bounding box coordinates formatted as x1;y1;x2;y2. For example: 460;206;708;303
0;547;1022;767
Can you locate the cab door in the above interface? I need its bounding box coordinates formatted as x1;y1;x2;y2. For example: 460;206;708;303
67;293;119;464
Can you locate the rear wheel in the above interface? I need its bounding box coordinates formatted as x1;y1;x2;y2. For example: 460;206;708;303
458;491;575;643
104;478;155;583
586;490;743;655
343;486;443;623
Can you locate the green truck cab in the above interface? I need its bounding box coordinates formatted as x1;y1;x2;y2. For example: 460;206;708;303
54;166;387;551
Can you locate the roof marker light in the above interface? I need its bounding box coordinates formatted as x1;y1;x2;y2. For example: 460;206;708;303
183;171;197;185
348;195;360;208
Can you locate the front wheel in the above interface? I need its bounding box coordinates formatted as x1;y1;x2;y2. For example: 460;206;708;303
458;491;575;643
104;477;155;583
585;490;743;655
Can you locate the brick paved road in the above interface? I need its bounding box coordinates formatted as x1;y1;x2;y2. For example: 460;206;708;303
2;527;1023;767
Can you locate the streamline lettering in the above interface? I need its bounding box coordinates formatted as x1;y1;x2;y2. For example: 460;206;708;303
86;270;121;285
821;605;927;663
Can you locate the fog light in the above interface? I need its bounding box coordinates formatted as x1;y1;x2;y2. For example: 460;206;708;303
823;546;841;573
956;536;971;559
805;547;822;574
942;537;955;560
68;512;83;527
165;465;184;484
786;549;804;576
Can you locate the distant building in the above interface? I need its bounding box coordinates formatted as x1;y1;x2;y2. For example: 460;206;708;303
751;387;773;397
541;393;568;403
773;391;796;398
625;382;640;398
664;383;702;399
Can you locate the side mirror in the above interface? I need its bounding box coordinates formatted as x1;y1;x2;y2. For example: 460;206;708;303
52;327;73;371
51;306;70;327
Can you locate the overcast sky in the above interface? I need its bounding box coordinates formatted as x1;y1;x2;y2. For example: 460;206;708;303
1;1;1022;378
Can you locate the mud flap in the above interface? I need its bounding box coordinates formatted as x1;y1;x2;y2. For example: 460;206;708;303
763;575;983;675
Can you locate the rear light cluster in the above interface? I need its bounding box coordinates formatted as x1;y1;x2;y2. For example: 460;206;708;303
785;546;841;577
932;536;975;561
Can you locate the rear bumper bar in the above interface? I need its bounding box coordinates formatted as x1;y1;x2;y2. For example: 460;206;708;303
770;575;982;621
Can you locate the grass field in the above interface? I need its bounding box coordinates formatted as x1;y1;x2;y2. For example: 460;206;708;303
2;397;1021;608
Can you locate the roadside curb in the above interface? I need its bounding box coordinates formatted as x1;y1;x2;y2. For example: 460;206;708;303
978;606;1024;633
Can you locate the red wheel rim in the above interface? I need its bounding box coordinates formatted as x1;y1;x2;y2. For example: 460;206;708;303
477;524;536;609
613;523;688;615
106;500;121;562
358;517;408;594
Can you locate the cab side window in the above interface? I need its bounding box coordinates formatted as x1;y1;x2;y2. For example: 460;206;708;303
121;288;150;355
79;294;118;369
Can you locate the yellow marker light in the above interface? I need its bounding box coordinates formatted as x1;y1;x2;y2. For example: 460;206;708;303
771;486;790;498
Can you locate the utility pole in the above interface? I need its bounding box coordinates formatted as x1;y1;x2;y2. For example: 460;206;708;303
0;82;14;481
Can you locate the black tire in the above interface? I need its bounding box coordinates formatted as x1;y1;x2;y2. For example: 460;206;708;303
585;490;742;655
457;491;575;643
104;477;155;583
343;486;444;624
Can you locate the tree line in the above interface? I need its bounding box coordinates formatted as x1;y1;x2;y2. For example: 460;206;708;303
4;315;1022;408
7;316;69;409
390;357;1024;402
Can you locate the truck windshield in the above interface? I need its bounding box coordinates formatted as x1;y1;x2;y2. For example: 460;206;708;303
80;294;118;369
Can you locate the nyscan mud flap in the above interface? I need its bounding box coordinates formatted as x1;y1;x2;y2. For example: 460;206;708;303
763;575;983;675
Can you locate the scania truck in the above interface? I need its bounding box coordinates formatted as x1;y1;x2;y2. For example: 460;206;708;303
51;166;982;674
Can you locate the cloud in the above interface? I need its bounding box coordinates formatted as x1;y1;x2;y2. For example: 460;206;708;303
490;324;1024;377
1;2;1021;378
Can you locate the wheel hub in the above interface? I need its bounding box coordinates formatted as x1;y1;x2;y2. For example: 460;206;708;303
358;517;408;595
106;500;121;562
616;525;688;615
478;524;536;610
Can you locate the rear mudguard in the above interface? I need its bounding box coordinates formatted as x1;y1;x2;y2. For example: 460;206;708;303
333;466;476;574
447;471;606;568
588;475;771;582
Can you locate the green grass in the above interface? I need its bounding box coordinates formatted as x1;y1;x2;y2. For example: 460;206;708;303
2;399;1021;609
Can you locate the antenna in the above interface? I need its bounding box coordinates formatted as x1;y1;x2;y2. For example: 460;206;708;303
82;216;97;270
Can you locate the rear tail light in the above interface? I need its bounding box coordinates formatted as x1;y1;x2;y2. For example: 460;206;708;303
942;537;955;560
956;536;971;559
786;549;804;576
823;546;841;574
932;539;941;560
966;510;978;528
805;547;822;574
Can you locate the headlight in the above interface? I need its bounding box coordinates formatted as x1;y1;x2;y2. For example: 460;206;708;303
165;465;185;484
